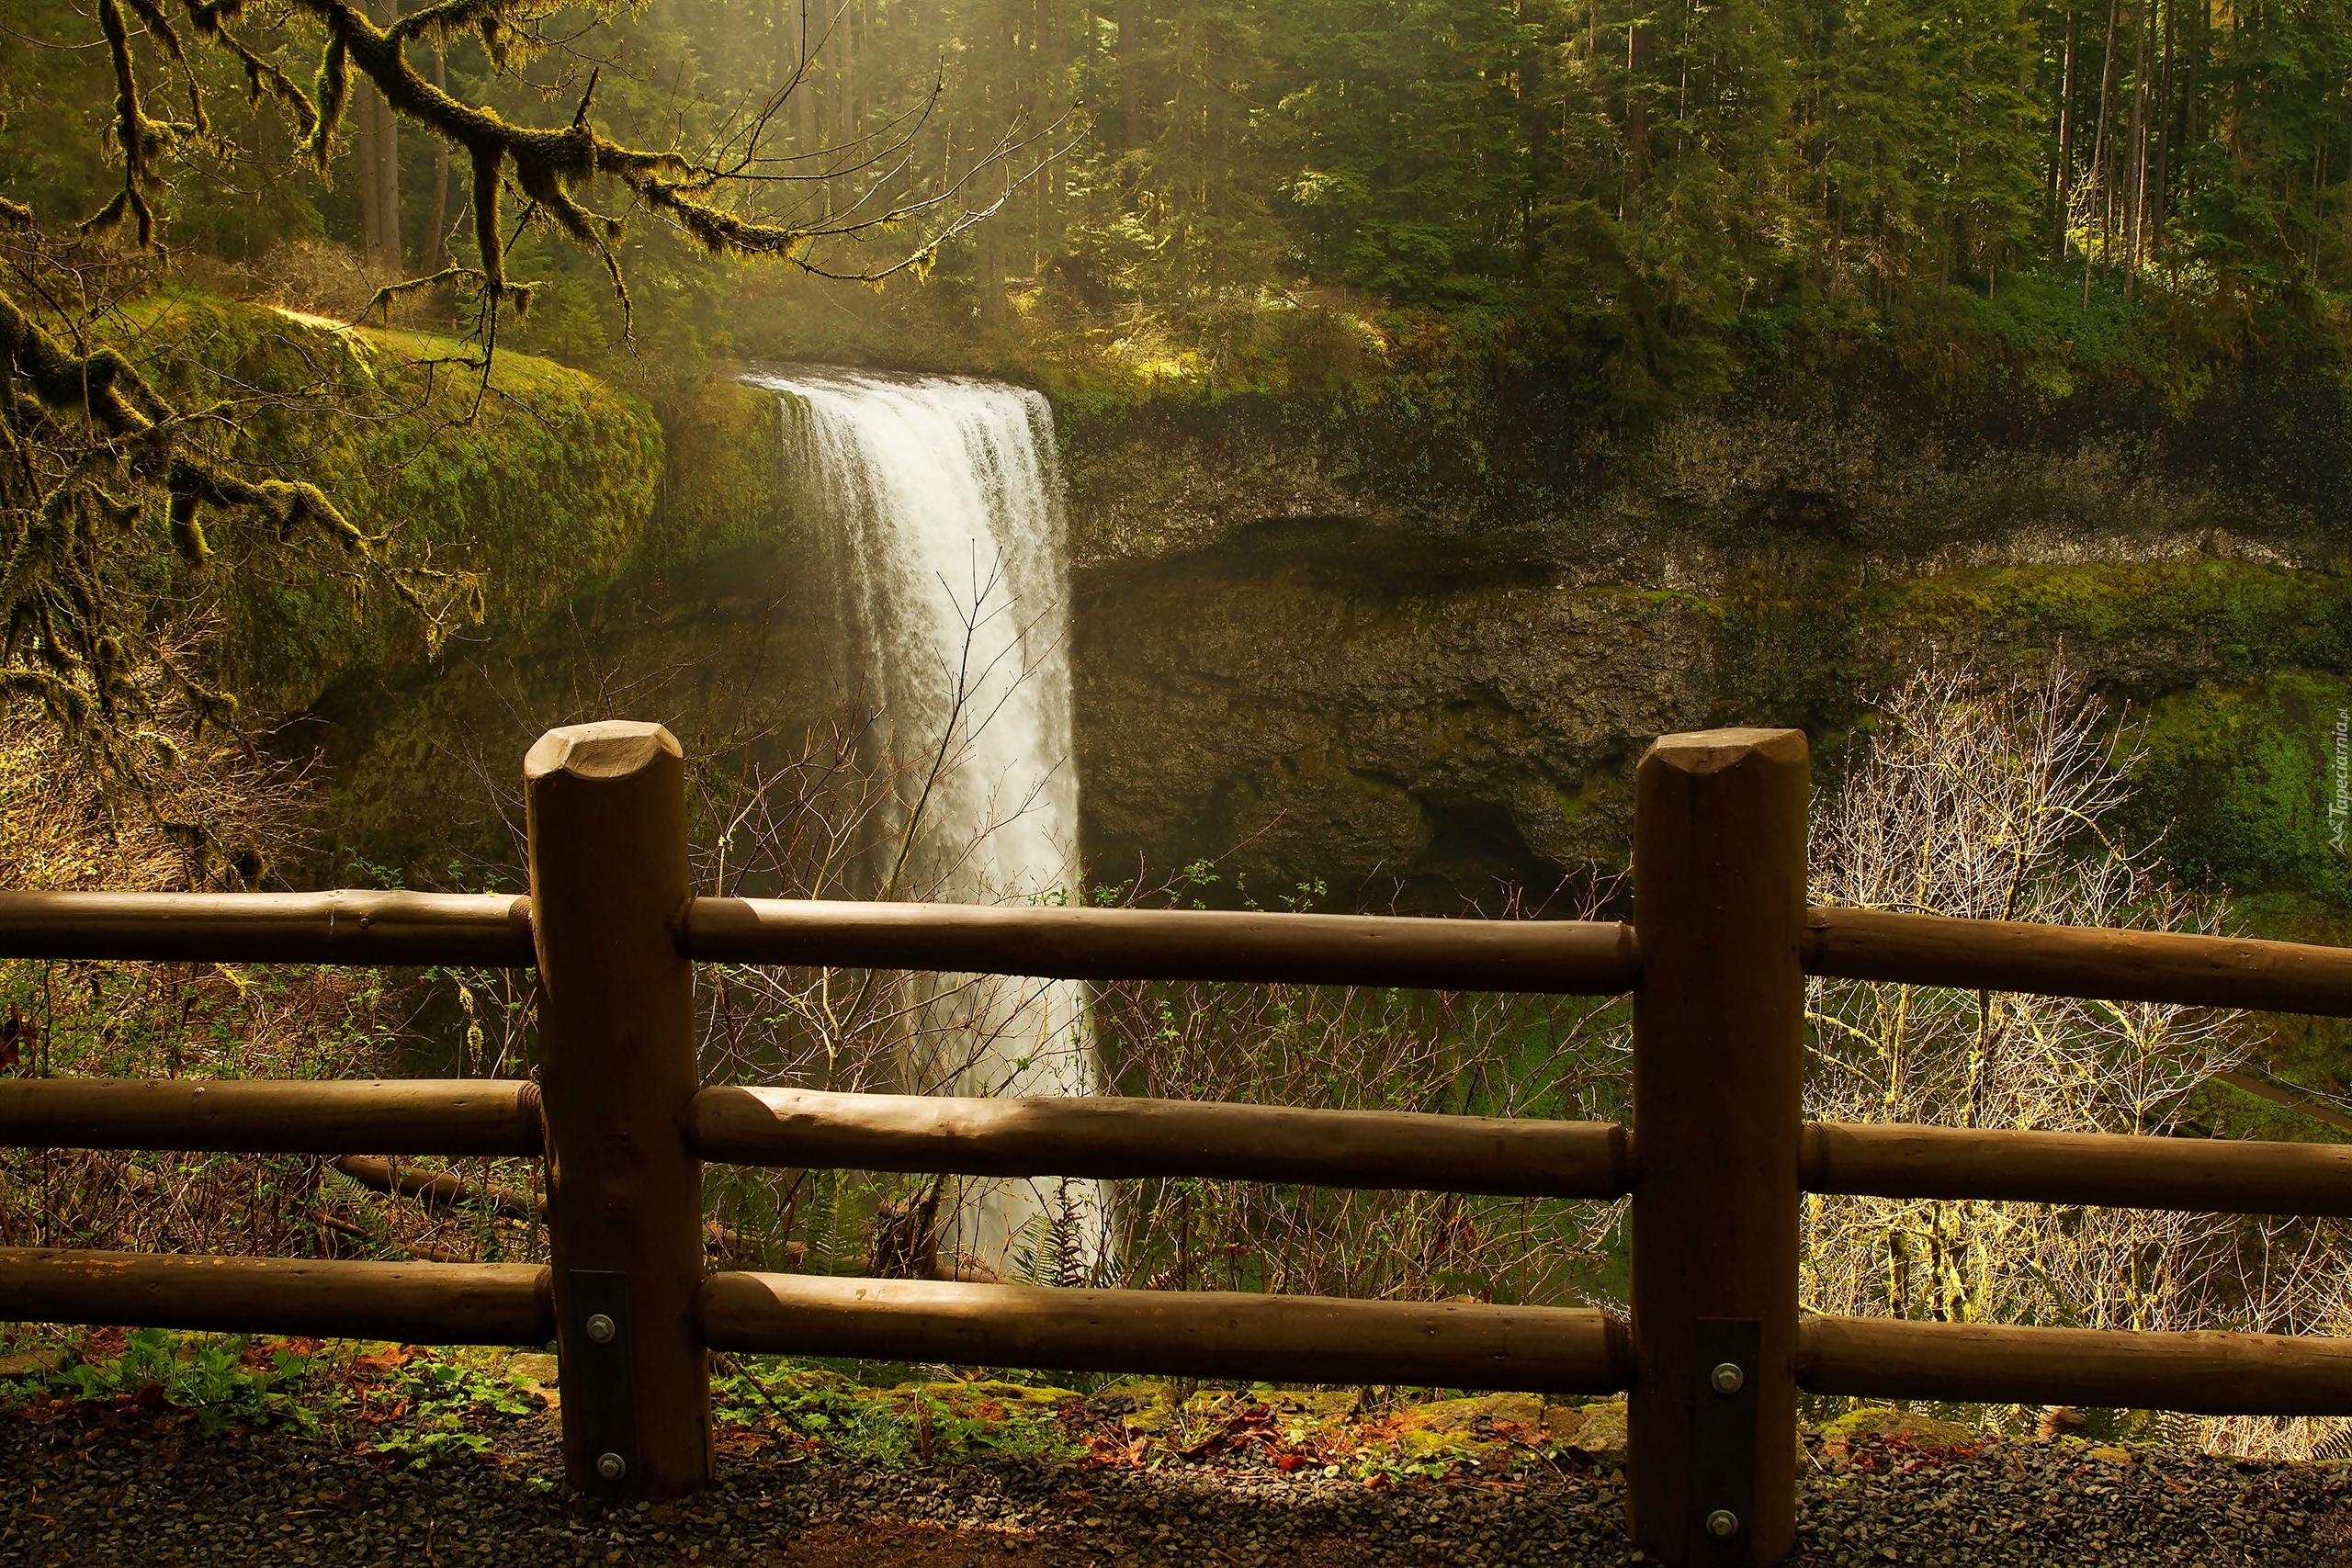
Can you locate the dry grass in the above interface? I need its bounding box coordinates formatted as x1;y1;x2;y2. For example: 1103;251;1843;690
1803;661;2352;1460
0;682;540;1292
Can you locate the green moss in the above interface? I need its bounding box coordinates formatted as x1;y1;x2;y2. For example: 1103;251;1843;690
111;293;666;715
2121;673;2352;904
643;374;793;569
1880;560;2352;680
95;294;812;733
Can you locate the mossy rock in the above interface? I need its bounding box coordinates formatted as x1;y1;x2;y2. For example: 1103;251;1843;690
0;1348;66;1380
876;1379;1080;1412
1395;1426;1511;1464
2124;670;2352;905
1256;1386;1362;1418
1543;1397;1626;1455
1818;1405;1982;1454
113;294;666;716
501;1352;558;1393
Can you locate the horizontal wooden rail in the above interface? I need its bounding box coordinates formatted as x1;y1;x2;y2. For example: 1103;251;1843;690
689;1088;1634;1198
1803;1122;2352;1216
696;1273;1633;1393
0;1079;543;1156
1804;907;2352;1017
0;1248;553;1345
0;890;536;967
684;898;1639;995
1797;1314;2352;1416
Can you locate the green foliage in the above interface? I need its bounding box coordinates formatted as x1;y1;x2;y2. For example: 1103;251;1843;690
365;1358;539;1469
1;1333;548;1461
712;1360;1084;1466
36;1329;323;1437
2125;672;2352;908
14;0;2351;468
0;960;406;1084
8;0;2352;423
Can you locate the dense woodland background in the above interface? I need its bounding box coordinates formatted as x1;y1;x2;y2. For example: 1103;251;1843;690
9;0;2352;406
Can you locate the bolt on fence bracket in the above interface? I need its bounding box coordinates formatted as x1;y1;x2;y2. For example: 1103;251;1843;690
565;1269;638;1495
1689;1317;1761;1565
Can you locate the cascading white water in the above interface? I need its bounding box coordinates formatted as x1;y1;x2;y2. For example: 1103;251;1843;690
744;367;1102;1279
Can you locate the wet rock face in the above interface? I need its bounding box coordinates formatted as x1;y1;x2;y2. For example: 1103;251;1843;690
1065;412;2352;912
303;374;2352;913
1072;521;1717;911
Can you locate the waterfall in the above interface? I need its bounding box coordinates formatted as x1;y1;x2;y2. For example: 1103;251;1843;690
744;367;1102;1280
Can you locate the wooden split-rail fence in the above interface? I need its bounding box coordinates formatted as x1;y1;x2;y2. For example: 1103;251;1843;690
6;722;2352;1565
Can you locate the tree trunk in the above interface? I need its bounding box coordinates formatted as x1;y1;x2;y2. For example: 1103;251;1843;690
1675;0;1690;156
425;47;449;275
832;0;861;213
2083;0;2122;302
2054;5;2077;250
2173;0;2191;186
980;17;1008;324
1521;0;1547;227
2122;0;2149;287
783;0;818;163
1118;0;1144;148
980;185;1007;324
849;0;865;144
2149;0;2173;263
367;0;401;271
1624;17;1649;218
2316;141;2329;288
355;79;382;263
1035;0;1053;278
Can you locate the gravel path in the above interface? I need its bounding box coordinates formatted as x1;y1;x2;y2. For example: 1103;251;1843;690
3;1402;2347;1565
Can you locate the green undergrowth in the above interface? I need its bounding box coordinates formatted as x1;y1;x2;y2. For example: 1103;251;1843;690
706;1356;1627;1480
712;1360;1086;1467
0;1333;2260;1477
1797;1394;2199;1453
0;1330;548;1466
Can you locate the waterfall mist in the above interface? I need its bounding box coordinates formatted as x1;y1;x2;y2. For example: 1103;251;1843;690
745;367;1102;1280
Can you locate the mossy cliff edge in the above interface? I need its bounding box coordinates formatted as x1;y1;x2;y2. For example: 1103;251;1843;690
113;295;799;879
126;296;664;714
282;344;810;886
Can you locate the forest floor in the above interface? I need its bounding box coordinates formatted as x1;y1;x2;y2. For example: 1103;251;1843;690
0;1337;2346;1565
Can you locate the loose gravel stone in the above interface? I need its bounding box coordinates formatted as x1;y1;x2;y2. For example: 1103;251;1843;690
3;1414;2348;1565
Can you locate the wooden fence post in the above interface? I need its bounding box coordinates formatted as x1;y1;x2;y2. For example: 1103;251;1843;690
526;722;712;1498
1628;728;1809;1565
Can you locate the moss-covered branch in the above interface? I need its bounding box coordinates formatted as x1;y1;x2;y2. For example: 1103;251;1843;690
0;259;463;765
0;0;1016;783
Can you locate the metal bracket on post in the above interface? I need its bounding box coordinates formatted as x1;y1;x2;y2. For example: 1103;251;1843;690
1689;1317;1761;1566
565;1269;638;1497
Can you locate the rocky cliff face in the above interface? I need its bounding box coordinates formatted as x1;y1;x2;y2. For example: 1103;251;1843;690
1063;389;2352;914
1074;522;1715;908
283;346;2352;919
